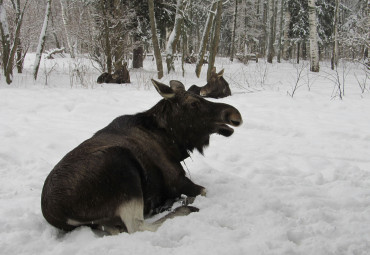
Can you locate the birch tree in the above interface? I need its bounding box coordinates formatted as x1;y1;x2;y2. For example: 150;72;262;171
148;0;163;79
33;0;52;80
308;0;319;72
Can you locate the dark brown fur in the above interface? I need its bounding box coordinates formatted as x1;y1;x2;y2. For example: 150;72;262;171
97;62;130;84
41;79;242;234
188;68;231;98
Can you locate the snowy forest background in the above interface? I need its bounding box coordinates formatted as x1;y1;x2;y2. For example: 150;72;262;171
0;0;368;85
1;1;370;254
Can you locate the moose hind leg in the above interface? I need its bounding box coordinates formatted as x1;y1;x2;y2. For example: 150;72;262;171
116;199;159;233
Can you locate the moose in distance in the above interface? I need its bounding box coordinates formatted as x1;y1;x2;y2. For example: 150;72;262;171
188;68;231;99
41;79;242;234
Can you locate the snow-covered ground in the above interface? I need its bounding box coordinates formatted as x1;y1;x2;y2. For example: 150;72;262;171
0;55;369;255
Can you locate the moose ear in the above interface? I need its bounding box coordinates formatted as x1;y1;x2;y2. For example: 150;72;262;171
151;79;175;99
169;80;185;92
217;69;224;77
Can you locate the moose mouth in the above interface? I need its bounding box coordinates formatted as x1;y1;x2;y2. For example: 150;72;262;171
217;124;234;137
215;117;242;137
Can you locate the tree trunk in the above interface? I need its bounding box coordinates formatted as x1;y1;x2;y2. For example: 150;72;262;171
207;0;222;81
165;0;184;74
148;0;163;79
296;41;300;64
282;5;290;60
308;0;320;72
195;1;217;78
33;0;52;80
331;0;339;70
277;0;284;63
267;0;275;63
60;0;75;58
0;0;28;84
230;0;238;62
132;46;144;68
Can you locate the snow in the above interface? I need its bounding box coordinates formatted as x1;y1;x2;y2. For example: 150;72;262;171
1;54;369;255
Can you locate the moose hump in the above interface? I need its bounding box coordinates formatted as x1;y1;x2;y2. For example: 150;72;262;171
41;79;242;235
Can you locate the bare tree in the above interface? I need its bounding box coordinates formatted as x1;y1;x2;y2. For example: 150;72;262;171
165;0;185;74
331;0;339;70
276;0;284;63
282;2;290;60
33;0;52;80
0;0;29;84
207;0;222;81
59;0;75;58
266;0;276;63
229;0;237;62
148;0;163;79
195;1;217;78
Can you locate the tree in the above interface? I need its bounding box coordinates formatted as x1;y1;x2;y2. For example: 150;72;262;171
59;0;75;58
33;0;52;80
207;0;222;81
266;0;276;63
148;0;163;79
165;0;185;74
277;0;284;62
195;1;217;78
308;0;319;72
331;0;339;70
229;0;238;62
0;0;29;84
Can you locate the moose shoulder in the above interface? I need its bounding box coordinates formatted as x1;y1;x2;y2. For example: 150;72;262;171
41;79;242;234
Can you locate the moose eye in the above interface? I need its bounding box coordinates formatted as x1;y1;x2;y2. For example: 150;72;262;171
190;101;200;109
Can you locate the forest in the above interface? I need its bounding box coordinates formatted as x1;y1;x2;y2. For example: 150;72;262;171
0;0;368;85
1;1;370;254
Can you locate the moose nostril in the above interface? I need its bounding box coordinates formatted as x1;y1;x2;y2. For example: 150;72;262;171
231;120;241;126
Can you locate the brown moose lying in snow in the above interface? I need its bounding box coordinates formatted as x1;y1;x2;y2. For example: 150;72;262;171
97;62;130;84
188;68;231;99
41;79;242;234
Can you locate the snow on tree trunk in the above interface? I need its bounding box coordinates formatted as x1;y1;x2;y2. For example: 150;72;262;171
0;1;11;84
195;1;217;78
165;0;184;74
207;0;222;81
277;0;284;63
266;0;276;63
308;0;320;72
331;0;339;70
282;6;290;61
148;0;163;79
60;0;75;58
33;0;52;80
230;0;238;62
0;0;28;84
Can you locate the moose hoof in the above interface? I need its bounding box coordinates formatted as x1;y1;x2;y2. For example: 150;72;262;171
200;188;207;197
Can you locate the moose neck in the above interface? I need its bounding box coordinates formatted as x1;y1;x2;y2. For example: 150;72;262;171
143;100;192;162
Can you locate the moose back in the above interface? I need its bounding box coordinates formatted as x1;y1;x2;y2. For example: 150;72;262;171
41;79;242;234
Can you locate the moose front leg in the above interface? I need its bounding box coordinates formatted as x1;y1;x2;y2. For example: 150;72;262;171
176;175;207;197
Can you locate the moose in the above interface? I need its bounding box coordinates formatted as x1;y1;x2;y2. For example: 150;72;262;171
188;68;231;98
41;79;242;234
97;62;130;84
